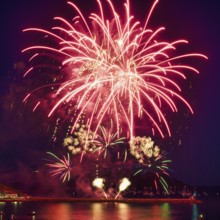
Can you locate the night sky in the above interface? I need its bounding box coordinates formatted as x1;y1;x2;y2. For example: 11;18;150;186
0;0;220;195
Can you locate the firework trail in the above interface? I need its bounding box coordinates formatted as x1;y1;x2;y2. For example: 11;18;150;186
46;152;72;182
22;0;207;140
115;177;131;199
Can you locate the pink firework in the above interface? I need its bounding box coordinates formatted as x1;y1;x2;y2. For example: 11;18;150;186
22;0;207;139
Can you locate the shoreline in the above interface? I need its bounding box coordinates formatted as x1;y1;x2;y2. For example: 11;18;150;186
0;197;202;204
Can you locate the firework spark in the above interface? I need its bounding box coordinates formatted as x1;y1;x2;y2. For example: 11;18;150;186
46;152;72;182
22;0;207;140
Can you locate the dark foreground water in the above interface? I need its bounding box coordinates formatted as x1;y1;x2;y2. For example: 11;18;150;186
0;198;220;220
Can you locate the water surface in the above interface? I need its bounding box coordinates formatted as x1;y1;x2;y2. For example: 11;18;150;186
0;198;219;220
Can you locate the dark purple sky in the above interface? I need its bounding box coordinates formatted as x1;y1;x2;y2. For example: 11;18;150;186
0;0;219;194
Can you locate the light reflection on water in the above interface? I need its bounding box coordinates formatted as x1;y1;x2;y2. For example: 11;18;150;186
42;203;73;220
192;204;198;220
0;199;219;220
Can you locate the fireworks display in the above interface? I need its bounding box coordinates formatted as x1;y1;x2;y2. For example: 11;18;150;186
94;120;126;159
115;177;131;199
119;178;131;192
22;0;207;140
21;0;206;197
63;123;97;161
129;136;160;163
92;177;108;198
92;177;105;189
129;136;171;192
63;121;126;162
134;153;172;193
45;152;72;182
